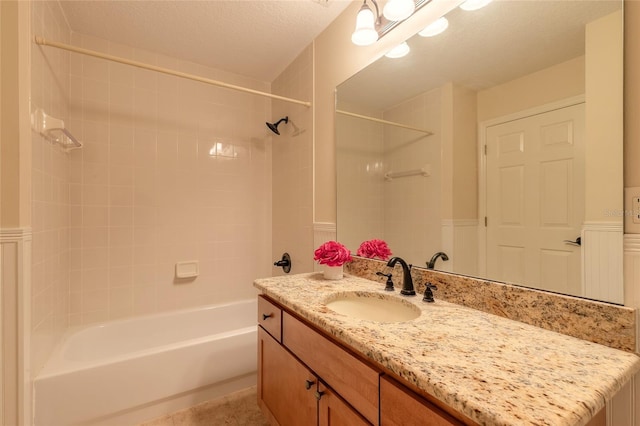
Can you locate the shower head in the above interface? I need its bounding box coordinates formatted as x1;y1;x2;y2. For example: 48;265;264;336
266;116;289;135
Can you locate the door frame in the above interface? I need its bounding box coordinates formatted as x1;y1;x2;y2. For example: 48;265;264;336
477;95;586;277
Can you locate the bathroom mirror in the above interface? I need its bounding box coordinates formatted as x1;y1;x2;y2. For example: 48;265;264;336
336;0;624;304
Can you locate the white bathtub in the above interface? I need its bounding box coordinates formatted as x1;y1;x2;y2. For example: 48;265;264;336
34;299;258;426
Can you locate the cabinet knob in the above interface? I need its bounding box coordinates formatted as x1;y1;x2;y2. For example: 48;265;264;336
304;379;315;390
314;390;325;401
262;313;273;320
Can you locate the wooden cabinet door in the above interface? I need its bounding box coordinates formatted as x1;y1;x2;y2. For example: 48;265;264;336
283;312;380;424
318;382;371;426
380;376;465;426
258;327;317;426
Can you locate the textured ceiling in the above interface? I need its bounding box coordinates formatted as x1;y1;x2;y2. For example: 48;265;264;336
59;0;352;82
338;0;621;111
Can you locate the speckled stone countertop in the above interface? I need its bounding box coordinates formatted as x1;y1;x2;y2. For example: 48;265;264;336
346;257;636;352
254;273;640;426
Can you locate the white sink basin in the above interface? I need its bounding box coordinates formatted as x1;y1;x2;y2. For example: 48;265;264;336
324;292;421;323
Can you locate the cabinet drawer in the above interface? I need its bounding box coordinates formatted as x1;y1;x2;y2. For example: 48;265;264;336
283;312;379;424
380;376;465;426
258;295;282;341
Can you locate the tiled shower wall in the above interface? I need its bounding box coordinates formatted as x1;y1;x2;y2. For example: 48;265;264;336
336;105;385;253
30;0;72;374
64;33;273;326
335;90;442;261
382;89;443;264
30;10;275;372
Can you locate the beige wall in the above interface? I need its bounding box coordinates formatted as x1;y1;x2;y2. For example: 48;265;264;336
476;56;585;123
585;10;623;222
1;0;31;229
2;2;32;424
271;45;314;275
625;1;640;189
444;83;477;221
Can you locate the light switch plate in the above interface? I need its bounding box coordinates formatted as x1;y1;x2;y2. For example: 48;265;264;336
625;187;640;233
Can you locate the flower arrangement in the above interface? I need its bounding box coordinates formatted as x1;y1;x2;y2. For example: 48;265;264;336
356;239;392;260
313;241;352;267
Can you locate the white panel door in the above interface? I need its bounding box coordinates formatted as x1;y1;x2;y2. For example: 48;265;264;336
486;104;585;295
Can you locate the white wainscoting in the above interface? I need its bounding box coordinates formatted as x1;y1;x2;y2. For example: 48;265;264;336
0;228;32;426
606;370;640;426
582;222;624;304
441;219;479;275
623;234;640;357
624;234;640;311
313;222;337;272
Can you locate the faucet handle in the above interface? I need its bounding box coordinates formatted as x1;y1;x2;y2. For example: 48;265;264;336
376;272;395;291
422;283;437;303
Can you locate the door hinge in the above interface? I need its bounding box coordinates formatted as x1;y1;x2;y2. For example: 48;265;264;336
484;217;487;227
484;144;487;155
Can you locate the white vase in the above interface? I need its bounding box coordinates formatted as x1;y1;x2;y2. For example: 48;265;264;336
322;264;343;280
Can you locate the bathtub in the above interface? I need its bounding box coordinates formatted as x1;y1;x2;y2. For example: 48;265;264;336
34;299;258;426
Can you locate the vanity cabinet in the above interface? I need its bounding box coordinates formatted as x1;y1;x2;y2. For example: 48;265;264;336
380;376;463;426
257;295;470;426
257;297;370;426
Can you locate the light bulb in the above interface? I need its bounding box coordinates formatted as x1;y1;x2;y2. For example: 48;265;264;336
383;0;415;22
385;41;410;59
459;0;492;11
352;3;379;46
418;16;449;37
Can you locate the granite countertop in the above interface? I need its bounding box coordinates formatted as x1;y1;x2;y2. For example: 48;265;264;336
254;273;640;426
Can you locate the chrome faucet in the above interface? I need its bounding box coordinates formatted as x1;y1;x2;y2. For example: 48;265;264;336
427;252;449;270
386;257;415;295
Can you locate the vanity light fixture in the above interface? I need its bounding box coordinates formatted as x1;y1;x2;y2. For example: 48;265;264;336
459;0;492;11
351;0;380;46
385;41;410;59
383;0;415;22
418;16;449;37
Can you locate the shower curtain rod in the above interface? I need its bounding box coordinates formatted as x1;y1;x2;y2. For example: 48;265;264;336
336;109;434;135
34;36;312;108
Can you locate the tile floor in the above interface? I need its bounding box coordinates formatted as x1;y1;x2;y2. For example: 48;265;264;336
139;386;270;426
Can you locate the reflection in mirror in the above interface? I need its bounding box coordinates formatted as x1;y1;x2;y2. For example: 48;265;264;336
336;1;623;304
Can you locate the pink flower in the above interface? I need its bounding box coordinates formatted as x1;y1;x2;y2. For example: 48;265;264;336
356;239;392;261
314;241;352;267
